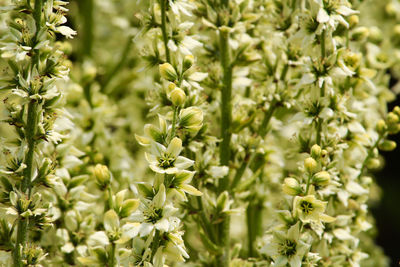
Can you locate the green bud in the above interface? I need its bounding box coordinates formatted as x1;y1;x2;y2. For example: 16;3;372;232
310;144;322;159
282;178;302;196
352;26;369;41
93;164;111;188
387;112;399;125
376;119;387;134
378;140;397;151
183;55;195;70
179;107;203;132
170;87;186;106
385;2;397;16
313;171;331;186
393;106;400;117
304;157;317;173
348;15;359;28
159;63;178;81
366;158;380;169
368;26;383;43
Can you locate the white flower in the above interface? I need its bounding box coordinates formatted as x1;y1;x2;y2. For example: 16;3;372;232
132;184;179;237
315;0;358;29
293;195;335;224
260;223;310;267
145;137;194;174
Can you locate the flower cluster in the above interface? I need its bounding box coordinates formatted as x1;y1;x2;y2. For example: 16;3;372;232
0;0;75;266
0;0;399;266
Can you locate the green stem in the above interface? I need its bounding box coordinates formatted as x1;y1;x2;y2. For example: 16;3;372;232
316;118;322;146
160;0;170;63
258;99;277;137
215;26;233;267
218;29;233;193
107;186;113;210
23;101;39;194
14;219;27;267
78;0;94;58
13;2;43;265
151;230;161;259
33;0;42;35
109;242;116;267
321;30;326;60
305;173;313;195
170;106;178;141
215;216;230;267
246;197;262;257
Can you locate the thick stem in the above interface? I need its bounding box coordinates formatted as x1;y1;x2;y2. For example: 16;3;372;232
79;0;94;58
14;101;40;266
13;219;27;267
246;197;262;257
109;242;116;267
215;27;233;267
218;29;233;193
13;1;43;264
77;0;95;106
215;216;230;267
160;0;170;63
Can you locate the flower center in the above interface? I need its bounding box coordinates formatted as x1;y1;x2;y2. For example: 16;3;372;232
278;239;297;257
145;207;163;224
300;201;314;215
158;153;175;169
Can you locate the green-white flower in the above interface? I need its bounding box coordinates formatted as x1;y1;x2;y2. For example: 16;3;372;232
145;137;194;174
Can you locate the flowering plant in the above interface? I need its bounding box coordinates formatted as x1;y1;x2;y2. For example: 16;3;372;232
0;0;399;266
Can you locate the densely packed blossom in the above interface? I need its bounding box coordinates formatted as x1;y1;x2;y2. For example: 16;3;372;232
0;0;399;266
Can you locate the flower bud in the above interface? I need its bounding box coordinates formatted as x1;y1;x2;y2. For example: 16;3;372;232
166;82;176;95
385;2;397;16
366;158;380;169
376;119;387;134
313;171;331;186
179;107;203;132
348;15;359;28
393;106;400;116
352;26;369;41
170;87;186;106
368;26;382;43
310;144;321;159
304;157;317;173
387;112;399;125
378;140;397;151
183;55;195;70
282;178;301;196
159;63;178;81
93;164;111;188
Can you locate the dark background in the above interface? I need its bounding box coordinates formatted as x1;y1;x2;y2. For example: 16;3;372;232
373;97;400;267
